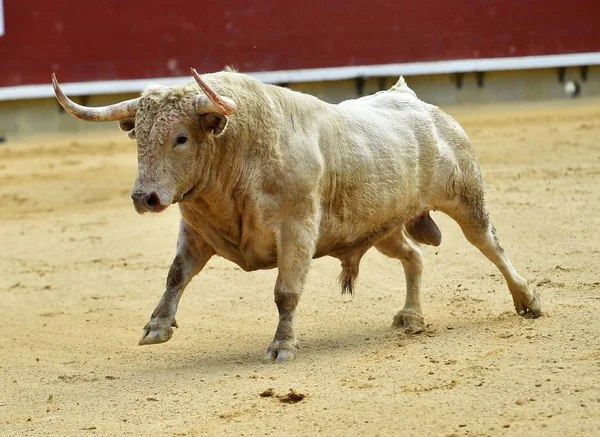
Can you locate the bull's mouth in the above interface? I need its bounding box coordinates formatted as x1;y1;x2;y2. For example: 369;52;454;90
134;202;167;215
150;203;167;213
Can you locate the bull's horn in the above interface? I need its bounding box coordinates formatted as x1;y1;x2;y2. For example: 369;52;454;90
52;73;139;122
190;68;237;116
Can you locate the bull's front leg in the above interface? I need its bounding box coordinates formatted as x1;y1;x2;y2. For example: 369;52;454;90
139;221;214;345
264;216;318;363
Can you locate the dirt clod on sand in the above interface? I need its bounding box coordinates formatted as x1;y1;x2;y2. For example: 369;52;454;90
259;388;275;398
278;389;307;404
1;99;600;436
259;388;307;403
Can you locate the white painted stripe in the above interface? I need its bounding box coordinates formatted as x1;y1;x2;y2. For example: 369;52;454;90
1;51;599;101
0;0;4;37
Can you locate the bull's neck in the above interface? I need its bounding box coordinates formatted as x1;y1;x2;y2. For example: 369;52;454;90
190;81;288;204
193;136;246;204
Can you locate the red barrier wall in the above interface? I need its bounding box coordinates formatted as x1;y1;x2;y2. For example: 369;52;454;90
1;0;599;87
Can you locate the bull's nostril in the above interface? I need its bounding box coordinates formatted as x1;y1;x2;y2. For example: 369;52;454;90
147;192;160;208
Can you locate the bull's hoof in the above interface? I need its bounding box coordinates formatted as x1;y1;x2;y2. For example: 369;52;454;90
138;319;176;345
392;309;425;334
514;291;542;319
263;340;298;363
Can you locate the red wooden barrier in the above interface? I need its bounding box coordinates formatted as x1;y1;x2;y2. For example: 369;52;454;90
1;0;599;88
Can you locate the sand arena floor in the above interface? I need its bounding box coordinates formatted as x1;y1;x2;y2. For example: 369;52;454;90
1;98;599;436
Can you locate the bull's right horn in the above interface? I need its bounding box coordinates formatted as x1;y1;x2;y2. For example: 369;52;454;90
52;73;139;122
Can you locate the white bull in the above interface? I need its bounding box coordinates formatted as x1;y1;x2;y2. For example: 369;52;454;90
52;68;541;362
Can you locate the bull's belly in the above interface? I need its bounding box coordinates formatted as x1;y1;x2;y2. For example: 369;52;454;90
214;235;387;272
203;236;277;272
314;217;406;258
209;247;277;272
193;225;276;272
314;194;425;257
194;201;425;272
210;218;407;272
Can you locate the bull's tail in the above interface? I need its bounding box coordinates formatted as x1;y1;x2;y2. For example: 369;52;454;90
338;253;365;295
339;270;355;295
405;212;442;246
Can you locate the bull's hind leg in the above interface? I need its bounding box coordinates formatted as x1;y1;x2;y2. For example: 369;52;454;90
442;200;541;318
375;229;425;332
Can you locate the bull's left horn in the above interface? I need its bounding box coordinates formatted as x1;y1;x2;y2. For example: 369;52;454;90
52;73;139;122
190;68;237;116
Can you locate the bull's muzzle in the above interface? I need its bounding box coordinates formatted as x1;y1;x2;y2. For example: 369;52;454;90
131;190;166;214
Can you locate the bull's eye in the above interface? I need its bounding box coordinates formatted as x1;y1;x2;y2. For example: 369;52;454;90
175;135;188;146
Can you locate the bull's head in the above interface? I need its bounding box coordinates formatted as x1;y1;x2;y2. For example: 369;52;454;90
52;68;237;214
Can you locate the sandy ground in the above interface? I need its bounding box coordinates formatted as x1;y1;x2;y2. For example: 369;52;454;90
1;98;599;437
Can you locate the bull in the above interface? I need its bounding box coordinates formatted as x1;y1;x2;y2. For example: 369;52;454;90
52;68;541;362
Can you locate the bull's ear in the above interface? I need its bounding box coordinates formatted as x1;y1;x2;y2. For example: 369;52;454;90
200;113;228;137
118;117;136;139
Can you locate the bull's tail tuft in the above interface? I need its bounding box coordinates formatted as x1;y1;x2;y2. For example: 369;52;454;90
338;260;360;296
338;253;365;295
341;278;354;296
339;270;355;295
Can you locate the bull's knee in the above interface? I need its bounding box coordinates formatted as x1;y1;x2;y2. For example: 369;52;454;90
274;289;300;314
